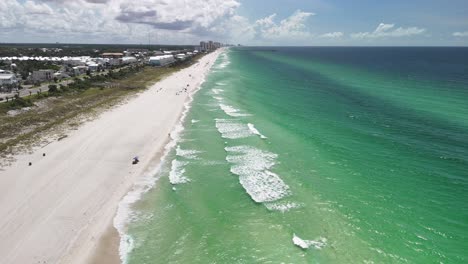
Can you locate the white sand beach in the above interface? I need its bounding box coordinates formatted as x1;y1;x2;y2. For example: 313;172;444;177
0;50;222;264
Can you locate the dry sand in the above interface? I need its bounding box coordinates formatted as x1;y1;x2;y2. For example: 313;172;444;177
0;50;222;264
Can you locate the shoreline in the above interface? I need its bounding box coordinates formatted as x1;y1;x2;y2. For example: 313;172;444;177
0;49;223;264
112;66;210;264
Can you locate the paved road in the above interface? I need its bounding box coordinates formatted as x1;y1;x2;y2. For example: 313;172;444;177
0;68;123;102
0;80;71;102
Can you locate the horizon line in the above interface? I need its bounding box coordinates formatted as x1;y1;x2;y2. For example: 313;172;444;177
0;42;467;48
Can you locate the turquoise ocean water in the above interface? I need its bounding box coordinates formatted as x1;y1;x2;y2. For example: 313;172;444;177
123;47;468;263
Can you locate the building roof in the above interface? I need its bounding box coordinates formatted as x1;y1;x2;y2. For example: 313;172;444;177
0;74;15;79
101;53;124;56
34;69;55;72
149;55;174;60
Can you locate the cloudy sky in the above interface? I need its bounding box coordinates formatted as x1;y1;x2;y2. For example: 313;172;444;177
1;0;467;46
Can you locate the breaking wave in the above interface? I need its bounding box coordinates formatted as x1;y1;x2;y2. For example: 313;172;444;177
247;123;267;139
215;119;253;139
176;145;202;160
169;159;190;184
219;103;250;117
225;145;290;203
292;234;327;250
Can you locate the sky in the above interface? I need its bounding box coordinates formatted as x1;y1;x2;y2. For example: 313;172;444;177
0;0;467;46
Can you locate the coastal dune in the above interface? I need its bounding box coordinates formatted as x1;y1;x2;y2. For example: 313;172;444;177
0;50;222;264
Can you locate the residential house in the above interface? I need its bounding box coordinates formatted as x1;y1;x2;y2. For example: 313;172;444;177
31;69;54;83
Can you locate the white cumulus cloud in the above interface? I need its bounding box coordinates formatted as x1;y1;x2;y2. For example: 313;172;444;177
0;0;242;43
351;23;426;39
319;32;343;38
254;10;315;42
453;31;468;37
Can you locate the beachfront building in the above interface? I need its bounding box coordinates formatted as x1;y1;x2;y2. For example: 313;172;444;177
0;70;18;90
31;69;54;82
72;66;88;76
102;53;124;66
148;55;175;66
101;53;124;59
200;41;208;52
121;56;138;65
200;40;222;52
86;61;100;72
175;54;187;61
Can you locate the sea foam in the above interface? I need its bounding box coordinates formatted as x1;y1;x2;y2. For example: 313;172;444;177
215;119;253;139
176;145;202;160
169;159;190;184
292;234;327;250
247;123;267;139
219;103;250;117
216;54;230;69
216;61;230;69
264;201;301;212
212;88;224;95
226;146;290;203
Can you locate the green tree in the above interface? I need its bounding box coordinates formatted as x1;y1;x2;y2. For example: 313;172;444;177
48;84;58;94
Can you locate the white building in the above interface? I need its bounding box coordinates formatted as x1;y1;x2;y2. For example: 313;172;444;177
175;54;186;61
148;55;175;66
121;56;138;65
0;72;18;87
53;72;70;80
86;63;99;72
